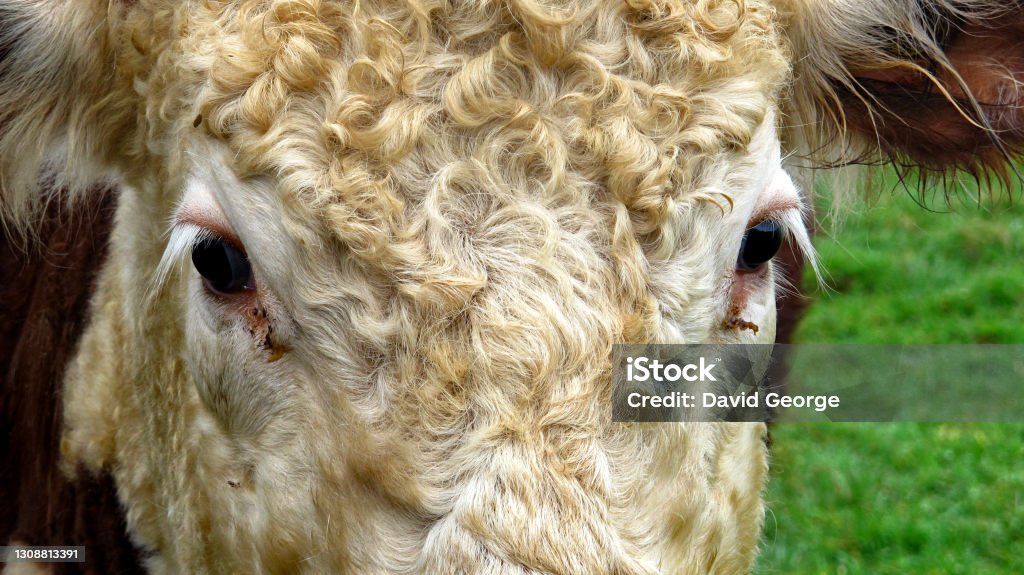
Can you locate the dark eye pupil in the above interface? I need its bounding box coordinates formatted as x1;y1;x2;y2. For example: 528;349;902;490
737;220;784;271
191;238;253;293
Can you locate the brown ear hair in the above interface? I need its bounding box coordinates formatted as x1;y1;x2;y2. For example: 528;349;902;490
783;0;1024;186
0;1;133;232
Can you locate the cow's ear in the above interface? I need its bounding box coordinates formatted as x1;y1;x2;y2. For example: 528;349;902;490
783;0;1024;186
0;1;133;231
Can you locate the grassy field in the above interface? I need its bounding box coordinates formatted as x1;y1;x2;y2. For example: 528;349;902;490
756;179;1024;574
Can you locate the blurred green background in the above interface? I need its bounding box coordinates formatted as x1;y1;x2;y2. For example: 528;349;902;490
756;176;1024;574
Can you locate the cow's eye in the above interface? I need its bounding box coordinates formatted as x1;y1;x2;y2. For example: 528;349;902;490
191;237;254;294
736;220;784;271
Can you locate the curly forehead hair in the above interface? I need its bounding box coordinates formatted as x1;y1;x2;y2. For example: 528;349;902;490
189;1;784;232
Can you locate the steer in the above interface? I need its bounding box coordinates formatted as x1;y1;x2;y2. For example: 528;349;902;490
1;1;1022;573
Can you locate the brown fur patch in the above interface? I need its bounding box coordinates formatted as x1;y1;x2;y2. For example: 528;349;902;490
785;0;1024;187
0;188;143;574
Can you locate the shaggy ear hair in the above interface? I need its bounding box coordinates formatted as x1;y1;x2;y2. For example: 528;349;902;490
0;1;130;232
783;0;1024;188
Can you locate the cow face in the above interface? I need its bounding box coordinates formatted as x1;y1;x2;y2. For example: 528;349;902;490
1;0;1021;572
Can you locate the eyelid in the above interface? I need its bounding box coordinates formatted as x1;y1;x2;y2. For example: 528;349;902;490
176;208;246;255
747;198;802;229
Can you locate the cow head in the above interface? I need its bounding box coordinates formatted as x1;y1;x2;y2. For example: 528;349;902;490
1;1;1021;572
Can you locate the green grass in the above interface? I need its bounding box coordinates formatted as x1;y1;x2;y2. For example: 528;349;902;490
796;184;1024;344
756;178;1024;574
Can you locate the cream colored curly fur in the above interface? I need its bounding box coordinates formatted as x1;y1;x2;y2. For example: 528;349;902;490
1;0;1020;573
